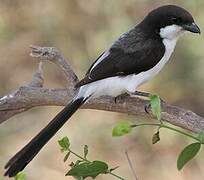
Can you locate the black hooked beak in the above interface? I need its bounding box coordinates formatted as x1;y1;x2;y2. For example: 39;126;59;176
182;22;201;34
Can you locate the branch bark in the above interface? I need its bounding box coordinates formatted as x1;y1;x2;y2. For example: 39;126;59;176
0;45;203;133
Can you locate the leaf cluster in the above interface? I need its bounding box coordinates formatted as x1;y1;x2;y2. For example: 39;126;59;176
112;94;203;171
58;136;124;180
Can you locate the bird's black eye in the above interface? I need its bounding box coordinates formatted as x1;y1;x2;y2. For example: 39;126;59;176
171;17;181;24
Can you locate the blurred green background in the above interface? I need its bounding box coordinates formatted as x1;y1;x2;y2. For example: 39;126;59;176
0;0;204;179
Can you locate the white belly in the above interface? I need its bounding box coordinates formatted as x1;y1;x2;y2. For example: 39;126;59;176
77;38;177;99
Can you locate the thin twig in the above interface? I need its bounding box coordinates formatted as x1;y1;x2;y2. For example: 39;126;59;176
131;123;201;142
125;150;139;180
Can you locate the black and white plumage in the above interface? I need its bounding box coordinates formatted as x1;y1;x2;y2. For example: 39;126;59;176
4;5;200;177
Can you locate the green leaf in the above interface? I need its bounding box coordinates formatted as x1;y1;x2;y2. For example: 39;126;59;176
74;160;83;167
74;177;84;180
177;143;201;170
58;136;70;152
152;131;160;144
84;145;88;159
197;131;204;143
112;121;132;137
66;161;109;179
64;151;71;162
150;95;161;120
15;172;26;180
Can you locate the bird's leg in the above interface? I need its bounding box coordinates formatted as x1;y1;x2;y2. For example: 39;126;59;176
114;93;130;103
130;90;151;113
131;91;165;114
132;91;165;102
132;91;150;98
145;103;151;114
115;90;165;114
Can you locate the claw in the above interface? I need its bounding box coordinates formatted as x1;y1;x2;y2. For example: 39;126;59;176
114;93;129;103
145;97;165;114
145;103;151;114
160;97;165;104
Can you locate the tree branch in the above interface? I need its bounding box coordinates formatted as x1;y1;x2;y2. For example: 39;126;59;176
0;45;203;133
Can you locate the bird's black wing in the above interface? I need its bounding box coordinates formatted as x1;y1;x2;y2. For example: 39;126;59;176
76;31;165;88
85;52;105;76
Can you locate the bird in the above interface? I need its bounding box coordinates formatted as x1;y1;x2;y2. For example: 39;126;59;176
4;5;200;177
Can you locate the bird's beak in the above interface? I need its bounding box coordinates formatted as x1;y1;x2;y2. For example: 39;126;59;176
182;22;201;34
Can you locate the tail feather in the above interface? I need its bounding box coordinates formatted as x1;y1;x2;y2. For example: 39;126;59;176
4;97;86;177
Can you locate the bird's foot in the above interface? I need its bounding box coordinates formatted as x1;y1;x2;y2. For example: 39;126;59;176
114;93;130;103
160;97;166;104
144;97;165;114
145;103;151;114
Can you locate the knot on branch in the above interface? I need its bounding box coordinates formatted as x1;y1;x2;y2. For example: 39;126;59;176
30;45;78;89
30;45;60;61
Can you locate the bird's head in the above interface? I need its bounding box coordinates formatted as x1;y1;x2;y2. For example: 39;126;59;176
141;5;201;40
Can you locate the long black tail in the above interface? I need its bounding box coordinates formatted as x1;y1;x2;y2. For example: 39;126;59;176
4;97;86;177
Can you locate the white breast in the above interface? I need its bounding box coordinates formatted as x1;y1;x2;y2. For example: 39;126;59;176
77;27;182;99
127;38;177;90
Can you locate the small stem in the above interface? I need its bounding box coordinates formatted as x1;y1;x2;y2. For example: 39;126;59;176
68;149;124;180
69;149;89;162
125;151;139;180
108;172;125;180
131;123;200;142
